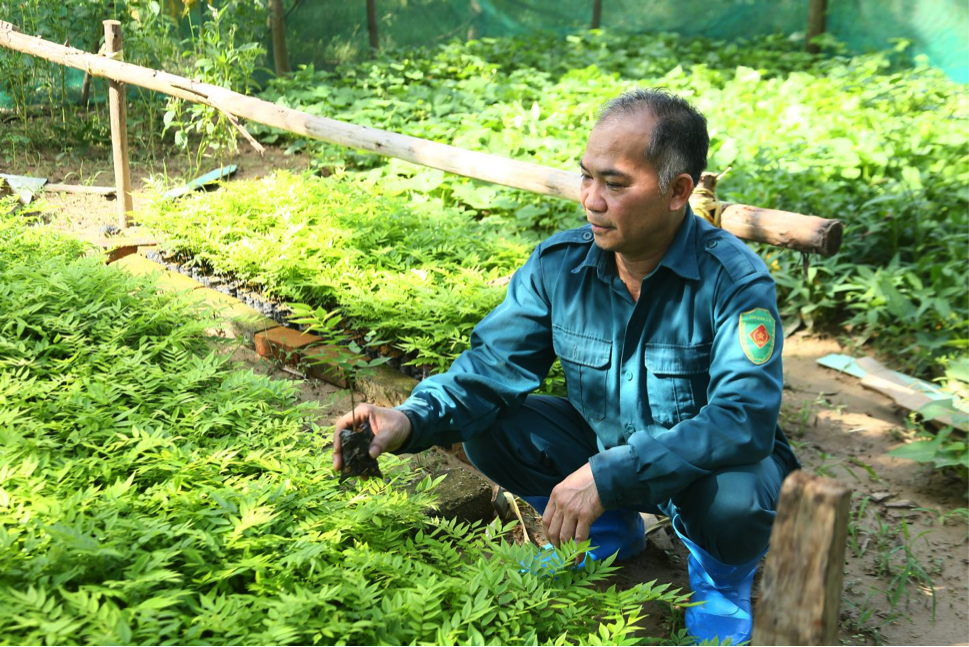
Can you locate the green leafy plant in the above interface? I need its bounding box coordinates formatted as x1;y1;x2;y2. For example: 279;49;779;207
288;303;394;425
137;171;529;376
889;423;968;480
0;0;266;163
0;211;688;645
156;30;969;383
162;3;265;172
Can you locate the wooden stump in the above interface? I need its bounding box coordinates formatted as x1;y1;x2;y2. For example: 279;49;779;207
753;470;851;645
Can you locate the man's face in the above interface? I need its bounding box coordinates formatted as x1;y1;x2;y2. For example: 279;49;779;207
579;113;685;261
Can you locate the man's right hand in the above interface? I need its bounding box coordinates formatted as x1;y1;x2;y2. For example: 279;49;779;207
332;404;412;472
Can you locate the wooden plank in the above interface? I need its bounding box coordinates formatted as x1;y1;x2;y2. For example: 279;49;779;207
752;471;851;646
103;20;133;228
45;183;116;196
857;357;969;431
0;20;843;256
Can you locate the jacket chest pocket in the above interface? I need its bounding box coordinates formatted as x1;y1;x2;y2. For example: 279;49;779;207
553;325;612;422
644;343;711;427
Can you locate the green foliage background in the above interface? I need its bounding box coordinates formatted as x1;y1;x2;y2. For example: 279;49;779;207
141;31;968;381
0;205;687;644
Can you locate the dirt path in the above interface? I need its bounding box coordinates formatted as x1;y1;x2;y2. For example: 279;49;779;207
8;146;968;645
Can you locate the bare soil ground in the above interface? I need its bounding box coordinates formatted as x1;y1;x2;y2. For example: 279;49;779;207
6;145;967;646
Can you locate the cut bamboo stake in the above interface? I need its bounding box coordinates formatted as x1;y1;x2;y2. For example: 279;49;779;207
103;20;132;228
591;0;602;29
503;491;532;545
752;471;851;646
0;21;843;255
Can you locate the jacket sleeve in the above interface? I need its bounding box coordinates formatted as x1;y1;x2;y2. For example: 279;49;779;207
590;271;784;509
393;247;557;454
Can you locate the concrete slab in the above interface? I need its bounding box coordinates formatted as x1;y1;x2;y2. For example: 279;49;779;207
357;364;418;407
194;287;278;342
101;237;157;263
424;466;495;526
113;253;201;293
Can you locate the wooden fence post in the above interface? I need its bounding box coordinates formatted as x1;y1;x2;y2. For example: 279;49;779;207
752;470;851;645
366;0;379;56
103;20;132;228
270;0;290;75
806;0;827;54
468;0;482;41
591;0;602;29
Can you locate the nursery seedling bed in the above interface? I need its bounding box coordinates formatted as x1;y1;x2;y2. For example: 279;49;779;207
105;207;969;647
13;140;969;646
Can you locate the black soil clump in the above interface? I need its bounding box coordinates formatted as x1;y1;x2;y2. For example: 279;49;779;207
339;421;383;483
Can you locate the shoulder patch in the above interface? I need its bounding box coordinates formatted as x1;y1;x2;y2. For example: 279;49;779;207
739;308;776;364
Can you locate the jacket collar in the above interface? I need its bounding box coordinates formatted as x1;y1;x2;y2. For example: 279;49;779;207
571;205;701;282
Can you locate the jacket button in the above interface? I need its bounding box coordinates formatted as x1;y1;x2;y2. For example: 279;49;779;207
582;231;593;241
624;371;633;381
706;240;719;249
625;423;635;433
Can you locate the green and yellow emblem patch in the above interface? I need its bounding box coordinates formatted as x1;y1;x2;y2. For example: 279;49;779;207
739;308;775;365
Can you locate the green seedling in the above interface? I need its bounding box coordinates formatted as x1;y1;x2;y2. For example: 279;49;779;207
288;304;393;480
128;29;966;401
0;212;692;645
890;408;968;481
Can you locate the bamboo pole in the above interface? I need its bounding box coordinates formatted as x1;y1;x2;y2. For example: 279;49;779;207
0;20;843;256
103;20;132;228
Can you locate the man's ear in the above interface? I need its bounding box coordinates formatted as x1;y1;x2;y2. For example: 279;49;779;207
668;173;695;211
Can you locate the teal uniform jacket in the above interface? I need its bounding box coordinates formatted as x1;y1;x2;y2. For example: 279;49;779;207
395;207;799;509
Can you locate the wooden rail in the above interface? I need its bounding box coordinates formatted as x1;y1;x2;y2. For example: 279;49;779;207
0;20;843;256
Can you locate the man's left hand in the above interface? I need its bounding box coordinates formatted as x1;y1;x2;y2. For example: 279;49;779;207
542;462;606;554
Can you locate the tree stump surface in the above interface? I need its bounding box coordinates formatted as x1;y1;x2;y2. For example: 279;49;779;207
753;470;851;646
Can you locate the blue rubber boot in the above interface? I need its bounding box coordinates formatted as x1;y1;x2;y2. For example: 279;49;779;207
672;515;763;645
522;497;647;561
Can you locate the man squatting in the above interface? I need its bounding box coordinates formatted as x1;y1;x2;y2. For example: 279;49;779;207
334;88;800;645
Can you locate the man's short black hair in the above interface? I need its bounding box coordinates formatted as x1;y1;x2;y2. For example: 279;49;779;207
597;88;709;193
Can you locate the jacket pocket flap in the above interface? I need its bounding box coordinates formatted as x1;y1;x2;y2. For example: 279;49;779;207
553;325;612;368
644;343;711;375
